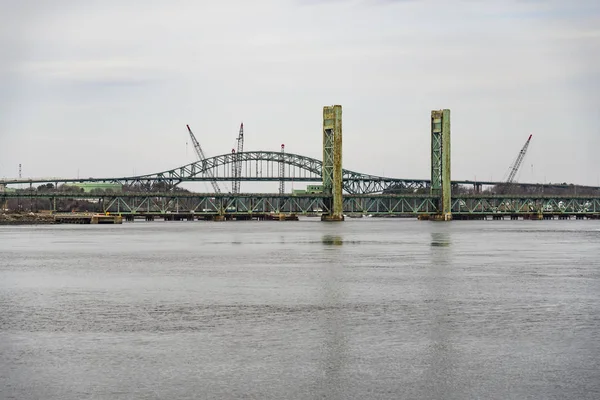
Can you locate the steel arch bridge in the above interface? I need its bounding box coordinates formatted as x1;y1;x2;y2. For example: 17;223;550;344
128;151;431;194
2;151;598;195
2;151;432;194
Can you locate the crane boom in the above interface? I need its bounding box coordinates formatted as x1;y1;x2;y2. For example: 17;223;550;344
506;134;533;184
232;123;244;194
186;124;221;194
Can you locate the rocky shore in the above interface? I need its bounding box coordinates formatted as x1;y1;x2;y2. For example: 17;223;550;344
0;213;56;225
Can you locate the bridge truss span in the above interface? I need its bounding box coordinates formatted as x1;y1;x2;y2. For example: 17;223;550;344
126;151;427;194
122;151;322;185
3;192;599;217
1;151;427;194
2;151;599;195
453;195;600;214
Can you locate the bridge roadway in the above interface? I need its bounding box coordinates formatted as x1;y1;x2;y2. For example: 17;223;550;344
3;191;600;219
2;151;598;194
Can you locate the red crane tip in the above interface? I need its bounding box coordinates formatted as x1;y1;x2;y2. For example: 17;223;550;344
529;134;533;139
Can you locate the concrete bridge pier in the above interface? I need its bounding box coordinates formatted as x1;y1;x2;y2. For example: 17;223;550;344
321;105;344;222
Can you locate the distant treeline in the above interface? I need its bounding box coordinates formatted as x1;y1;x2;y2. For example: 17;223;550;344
3;183;192;213
17;182;192;194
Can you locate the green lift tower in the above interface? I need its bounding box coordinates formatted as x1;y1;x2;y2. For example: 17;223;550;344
321;105;344;221
431;109;452;221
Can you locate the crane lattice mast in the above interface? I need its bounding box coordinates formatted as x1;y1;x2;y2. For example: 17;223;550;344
506;134;533;184
186;124;221;194
232;123;244;194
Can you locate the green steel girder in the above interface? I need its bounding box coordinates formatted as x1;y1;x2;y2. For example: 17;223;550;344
344;196;438;214
322;133;335;194
430;109;451;218
452;196;600;214
431;127;443;196
96;194;329;215
7;191;599;216
343;173;428;194
322;105;344;219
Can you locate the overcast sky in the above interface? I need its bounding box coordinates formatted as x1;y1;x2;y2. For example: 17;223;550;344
1;0;599;190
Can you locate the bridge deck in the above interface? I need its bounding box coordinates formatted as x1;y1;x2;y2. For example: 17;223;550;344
2;192;600;218
1;151;598;195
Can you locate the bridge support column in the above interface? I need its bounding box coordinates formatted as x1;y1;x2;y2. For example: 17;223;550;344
321;105;344;221
430;109;452;221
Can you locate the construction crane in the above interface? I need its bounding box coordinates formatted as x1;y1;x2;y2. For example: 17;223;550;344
232;123;244;194
505;134;533;184
186;124;221;194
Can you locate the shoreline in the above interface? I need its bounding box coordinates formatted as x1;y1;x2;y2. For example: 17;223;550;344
0;213;56;225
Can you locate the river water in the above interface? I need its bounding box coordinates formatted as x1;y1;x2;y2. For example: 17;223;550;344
1;219;599;399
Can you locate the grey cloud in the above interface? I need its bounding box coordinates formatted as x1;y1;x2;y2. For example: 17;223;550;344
0;0;598;186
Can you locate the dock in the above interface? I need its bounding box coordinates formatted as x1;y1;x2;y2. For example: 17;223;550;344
53;213;123;224
121;212;299;222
